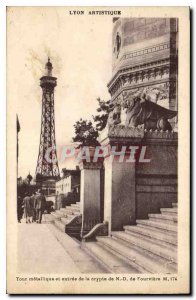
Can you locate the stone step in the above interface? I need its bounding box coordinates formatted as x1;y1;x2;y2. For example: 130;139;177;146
172;202;178;208
60;217;69;225
60;207;73;212
148;213;178;224
59;208;75;216
136;223;177;238
124;225;177;246
160;211;178;219
112;231;177;263
56;210;66;216
65;206;80;213
60;208;69;212
60;208;80;216
160;208;177;215
97;237;177;274
51;211;62;219
61;215;76;225
47;225;107;273
71;211;80;216
83;241;141;274
71;203;80;208
54;220;65;232
42;214;56;223
136;220;177;233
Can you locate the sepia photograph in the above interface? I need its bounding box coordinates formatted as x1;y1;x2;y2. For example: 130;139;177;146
6;6;190;294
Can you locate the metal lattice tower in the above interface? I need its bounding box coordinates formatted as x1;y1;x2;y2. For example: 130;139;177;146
35;58;60;181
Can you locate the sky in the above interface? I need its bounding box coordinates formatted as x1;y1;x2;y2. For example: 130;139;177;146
7;7;112;178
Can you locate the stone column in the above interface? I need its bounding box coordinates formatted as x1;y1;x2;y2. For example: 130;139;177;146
79;160;104;237
100;125;144;234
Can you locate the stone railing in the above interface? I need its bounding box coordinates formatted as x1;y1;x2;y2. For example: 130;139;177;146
82;222;109;242
65;214;82;239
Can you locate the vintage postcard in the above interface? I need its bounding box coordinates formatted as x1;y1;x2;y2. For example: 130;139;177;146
7;6;190;294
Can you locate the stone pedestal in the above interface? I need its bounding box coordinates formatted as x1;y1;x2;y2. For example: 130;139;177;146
100;125;144;233
79;160;103;237
104;157;136;233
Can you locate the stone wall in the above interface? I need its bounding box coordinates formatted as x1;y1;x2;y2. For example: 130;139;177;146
99;126;177;231
136;131;177;219
136;175;177;219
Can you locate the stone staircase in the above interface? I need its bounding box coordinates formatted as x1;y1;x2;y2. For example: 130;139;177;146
44;202;82;239
82;202;178;274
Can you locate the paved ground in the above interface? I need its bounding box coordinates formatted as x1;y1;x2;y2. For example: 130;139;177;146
18;223;80;273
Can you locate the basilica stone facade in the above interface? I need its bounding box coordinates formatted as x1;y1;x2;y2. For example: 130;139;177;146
108;18;178;127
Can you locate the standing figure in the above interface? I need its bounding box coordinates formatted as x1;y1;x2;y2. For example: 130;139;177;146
35;190;46;224
30;192;36;222
23;193;34;223
17;196;24;223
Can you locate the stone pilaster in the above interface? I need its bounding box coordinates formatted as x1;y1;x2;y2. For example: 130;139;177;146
100;125;144;233
79;159;104;237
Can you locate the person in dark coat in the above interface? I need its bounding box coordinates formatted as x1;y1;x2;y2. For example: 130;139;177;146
29;192;36;222
23;193;34;223
17;196;24;223
34;190;46;223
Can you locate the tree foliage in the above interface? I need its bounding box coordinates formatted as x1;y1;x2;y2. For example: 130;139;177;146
72;98;111;146
72;119;99;146
93;98;110;131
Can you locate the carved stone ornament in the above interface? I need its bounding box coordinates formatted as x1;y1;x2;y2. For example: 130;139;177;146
82;221;109;242
65;214;82;227
106;88;177;131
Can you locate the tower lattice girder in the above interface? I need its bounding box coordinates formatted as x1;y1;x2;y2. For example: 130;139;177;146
35;59;60;180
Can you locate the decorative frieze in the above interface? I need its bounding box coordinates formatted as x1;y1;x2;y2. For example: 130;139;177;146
108;58;170;89
109;64;171;99
144;129;178;139
121;42;171;62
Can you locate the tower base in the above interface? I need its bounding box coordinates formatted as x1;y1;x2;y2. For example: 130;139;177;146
35;174;59;195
